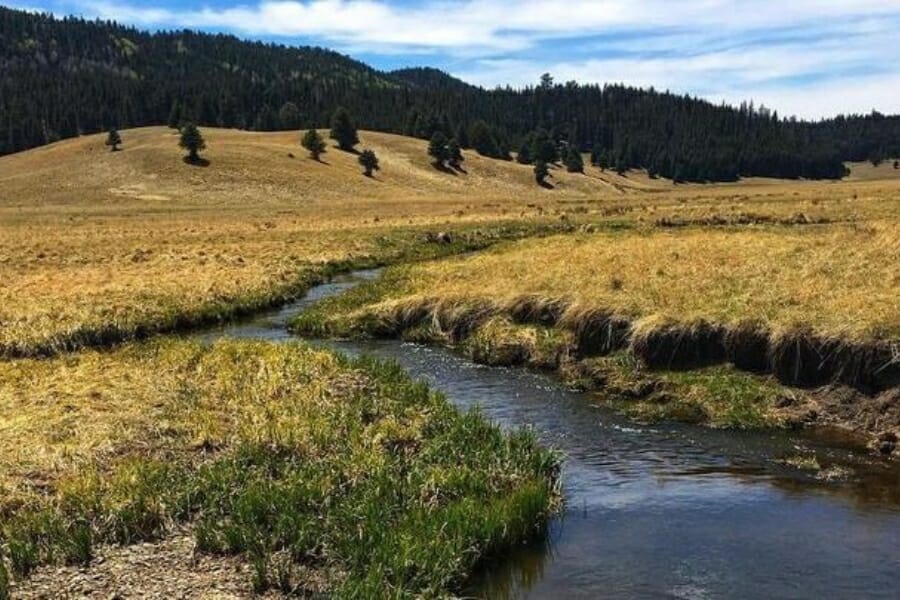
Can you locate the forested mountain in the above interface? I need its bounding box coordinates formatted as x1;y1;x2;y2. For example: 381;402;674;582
2;6;899;181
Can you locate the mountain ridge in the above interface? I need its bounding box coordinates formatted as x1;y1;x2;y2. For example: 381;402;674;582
2;6;899;181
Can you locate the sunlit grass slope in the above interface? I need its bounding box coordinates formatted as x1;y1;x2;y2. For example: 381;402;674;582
2;126;900;356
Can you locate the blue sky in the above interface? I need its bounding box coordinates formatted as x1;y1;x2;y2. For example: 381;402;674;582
11;0;900;119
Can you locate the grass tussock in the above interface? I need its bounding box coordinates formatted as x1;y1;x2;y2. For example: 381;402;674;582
299;224;900;391
0;340;559;596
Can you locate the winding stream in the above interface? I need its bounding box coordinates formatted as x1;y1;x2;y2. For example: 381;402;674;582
194;270;900;599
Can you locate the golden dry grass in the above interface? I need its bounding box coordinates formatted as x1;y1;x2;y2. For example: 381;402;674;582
362;224;900;341
2;126;899;355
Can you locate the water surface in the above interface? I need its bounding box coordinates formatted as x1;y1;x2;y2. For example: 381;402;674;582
194;271;900;599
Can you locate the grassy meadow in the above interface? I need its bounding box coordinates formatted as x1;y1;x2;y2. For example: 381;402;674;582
2;126;899;359
2;126;900;595
0;340;558;596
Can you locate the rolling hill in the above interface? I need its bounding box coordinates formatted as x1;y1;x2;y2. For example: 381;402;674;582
3;6;900;182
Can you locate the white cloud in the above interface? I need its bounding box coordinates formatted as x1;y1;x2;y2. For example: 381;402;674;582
68;0;900;118
77;1;900;50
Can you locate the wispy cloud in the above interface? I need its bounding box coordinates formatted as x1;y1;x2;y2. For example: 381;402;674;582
39;0;900;117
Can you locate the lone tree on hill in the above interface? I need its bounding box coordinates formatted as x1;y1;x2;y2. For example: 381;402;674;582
179;123;206;163
447;138;464;168
105;128;122;152
534;160;550;186
428;131;450;167
301;129;326;160
330;107;359;151
358;149;380;176
531;129;558;164
894;160;899;170
565;147;584;173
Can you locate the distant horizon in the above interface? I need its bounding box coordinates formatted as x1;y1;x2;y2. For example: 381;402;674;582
7;0;900;121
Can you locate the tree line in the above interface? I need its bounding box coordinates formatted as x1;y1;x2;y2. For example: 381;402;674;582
3;7;899;182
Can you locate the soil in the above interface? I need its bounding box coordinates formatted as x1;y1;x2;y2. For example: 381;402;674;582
7;530;322;599
773;386;900;455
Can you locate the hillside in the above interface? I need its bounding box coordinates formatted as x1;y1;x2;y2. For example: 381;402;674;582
3;6;900;182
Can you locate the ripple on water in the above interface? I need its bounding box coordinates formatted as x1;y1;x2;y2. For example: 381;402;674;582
194;273;900;599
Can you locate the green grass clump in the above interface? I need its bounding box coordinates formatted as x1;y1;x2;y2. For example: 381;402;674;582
0;341;559;596
290;266;415;337
586;353;787;428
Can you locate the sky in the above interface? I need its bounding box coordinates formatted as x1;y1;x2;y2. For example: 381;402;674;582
10;0;900;119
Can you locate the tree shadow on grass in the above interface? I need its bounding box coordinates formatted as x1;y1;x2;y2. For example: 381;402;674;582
183;156;210;167
432;162;458;176
334;145;361;155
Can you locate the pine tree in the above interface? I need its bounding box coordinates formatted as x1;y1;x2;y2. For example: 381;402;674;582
455;124;470;149
596;151;610;171
403;109;420;137
428;131;449;167
278;102;301;129
167;101;181;129
301;129;326;160
330;107;359;151
179;123;206;162
447;138;463;168
534;160;550;186
105;128;122;152
516;140;533;165
358;149;380;176
565;147;584;173
589;143;602;166
532;130;558;164
469;120;500;158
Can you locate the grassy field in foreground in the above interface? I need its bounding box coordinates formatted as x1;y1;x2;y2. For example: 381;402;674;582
2;126;900;357
0;339;558;597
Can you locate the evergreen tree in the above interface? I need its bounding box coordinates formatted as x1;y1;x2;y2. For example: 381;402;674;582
301;129;326;160
105;128;122;152
596;151;610;171
278;102;301;129
167;102;181;129
589;143;602;166
565;147;584;173
330;107;359;151
469;120;499;158
447;138;463;168
516;141;533;165
179;123;206;162
428;131;449;167
3;7;899;182
253;105;279;131
358;149;380;176
455;124;470;149
532;130;558;164
403;109;420;137
534;160;550;185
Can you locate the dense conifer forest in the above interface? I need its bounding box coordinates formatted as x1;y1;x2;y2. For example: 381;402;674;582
2;6;898;181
